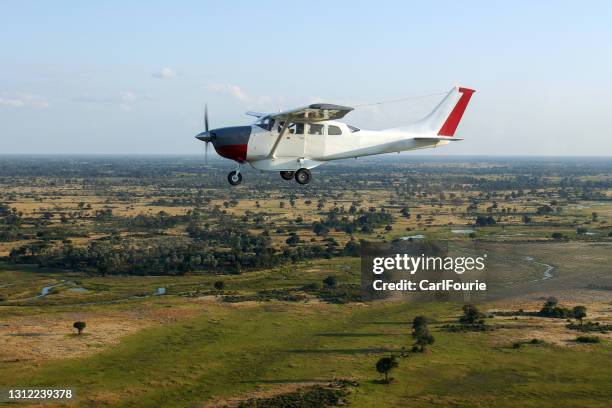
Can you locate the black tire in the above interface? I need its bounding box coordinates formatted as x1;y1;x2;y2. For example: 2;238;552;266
280;171;294;180
294;168;311;185
227;171;242;186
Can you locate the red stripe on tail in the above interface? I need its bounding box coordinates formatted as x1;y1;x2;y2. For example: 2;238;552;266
437;87;475;137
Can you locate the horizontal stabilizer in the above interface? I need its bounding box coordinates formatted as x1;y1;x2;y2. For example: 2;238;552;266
413;136;463;142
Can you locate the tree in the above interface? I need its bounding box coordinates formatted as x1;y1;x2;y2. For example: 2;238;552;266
414;329;435;352
213;280;225;292
323;275;337;288
376;356;398;383
475;215;496;226
536;205;553;215
540;296;558;314
460;304;482;325
286;233;301;246
572;306;587;325
73;321;86;335
343;239;360;257
551;232;564;240
412;316;434;352
544;296;558;308
412;316;428;332
313;223;330;237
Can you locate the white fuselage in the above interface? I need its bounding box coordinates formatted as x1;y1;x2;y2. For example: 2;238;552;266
246;121;447;172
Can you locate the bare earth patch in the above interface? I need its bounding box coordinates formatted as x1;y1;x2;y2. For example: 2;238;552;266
0;303;202;363
486;289;612;346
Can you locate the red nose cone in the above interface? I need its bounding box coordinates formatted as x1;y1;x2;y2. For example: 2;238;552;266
215;144;248;162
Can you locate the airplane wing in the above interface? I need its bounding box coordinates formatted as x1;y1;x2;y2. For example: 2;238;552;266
245;111;267;118
269;103;354;122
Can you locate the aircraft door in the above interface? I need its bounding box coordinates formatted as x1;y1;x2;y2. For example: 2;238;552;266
274;122;306;157
304;123;325;159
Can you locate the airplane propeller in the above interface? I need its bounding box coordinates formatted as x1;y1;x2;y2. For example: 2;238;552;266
195;104;215;164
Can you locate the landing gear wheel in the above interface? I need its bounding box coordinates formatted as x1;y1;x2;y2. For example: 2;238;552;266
294;168;311;185
227;171;242;186
280;171;294;180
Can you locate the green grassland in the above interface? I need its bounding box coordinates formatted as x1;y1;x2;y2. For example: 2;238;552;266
1;298;610;408
1;242;611;407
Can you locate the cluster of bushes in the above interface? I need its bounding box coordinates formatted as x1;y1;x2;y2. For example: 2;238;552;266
512;338;545;349
298;276;361;304
474;215;496;226
494;298;588;324
576;336;601;343
237;385;349;408
538;297;574;318
307;284;362;304
217;276;363;304
222;289;308;303
124;212;188;230
313;208;393;236
442;304;493;332
149;197;208;207
566;322;611;333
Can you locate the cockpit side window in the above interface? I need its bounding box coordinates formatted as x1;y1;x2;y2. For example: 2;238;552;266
328;125;342;135
279;122;304;134
308;124;324;135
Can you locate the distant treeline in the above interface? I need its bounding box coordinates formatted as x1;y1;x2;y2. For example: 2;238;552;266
7;222;361;275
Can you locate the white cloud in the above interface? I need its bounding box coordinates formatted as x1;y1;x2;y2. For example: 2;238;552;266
0;92;49;108
120;91;137;102
73;91;148;111
152;67;176;79
207;83;250;102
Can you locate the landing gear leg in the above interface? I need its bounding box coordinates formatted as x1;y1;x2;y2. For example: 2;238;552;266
294;168;311;185
228;163;243;186
280;171;294;180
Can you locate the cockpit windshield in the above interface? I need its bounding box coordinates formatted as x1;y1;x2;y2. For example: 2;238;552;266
256;116;275;131
347;124;360;133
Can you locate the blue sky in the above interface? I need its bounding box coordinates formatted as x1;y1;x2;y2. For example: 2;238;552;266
1;1;611;155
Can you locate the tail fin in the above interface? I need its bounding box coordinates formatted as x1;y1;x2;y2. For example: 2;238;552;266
415;86;475;136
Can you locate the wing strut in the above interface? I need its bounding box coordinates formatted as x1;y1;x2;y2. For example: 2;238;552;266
268;121;291;159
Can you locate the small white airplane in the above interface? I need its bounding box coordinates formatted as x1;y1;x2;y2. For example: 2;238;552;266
196;86;475;185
